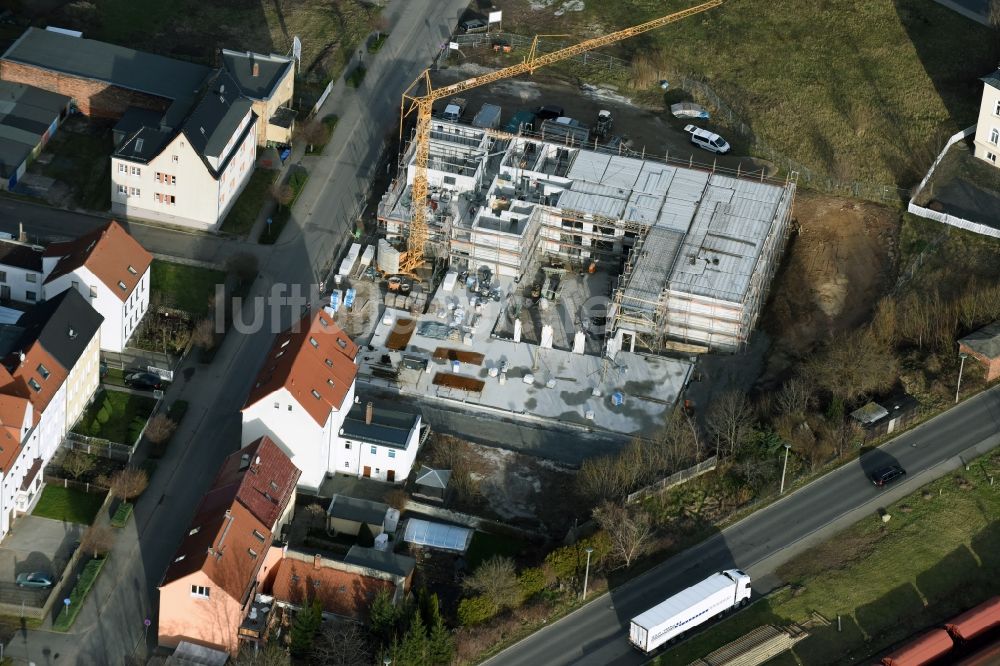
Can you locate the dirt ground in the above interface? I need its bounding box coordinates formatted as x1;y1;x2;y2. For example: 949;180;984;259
759;193;899;384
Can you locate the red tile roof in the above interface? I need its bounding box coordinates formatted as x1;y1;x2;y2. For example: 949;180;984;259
161;436;299;600
263;556;393;618
44;220;152;302
243;311;359;426
0;392;28;474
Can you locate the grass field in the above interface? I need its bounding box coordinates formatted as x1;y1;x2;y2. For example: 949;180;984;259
77;390;157;445
34;124;112;211
221;169;276;236
40;0;377;86
150;260;225;316
653;450;1000;665
31;486;105;525
498;0;998;189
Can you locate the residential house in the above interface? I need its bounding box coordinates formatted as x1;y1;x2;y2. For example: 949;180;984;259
338;401;422;484
43;220;152;353
326;495;390;537
220;49;296;147
158;436;299;655
959;320;1000;382
241;310;359;491
263;547;414;619
974;69;1000;167
0;289;102;536
0;239;46;304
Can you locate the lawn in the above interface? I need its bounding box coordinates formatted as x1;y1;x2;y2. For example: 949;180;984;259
258;166;309;244
150;259;225;316
76;390;157;445
31;486;105;525
221;169;275;236
653;450;1000;666
498;0;998;190
35;123;112;211
466;531;531;571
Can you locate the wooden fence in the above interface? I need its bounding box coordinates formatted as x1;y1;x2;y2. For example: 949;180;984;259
625;456;718;505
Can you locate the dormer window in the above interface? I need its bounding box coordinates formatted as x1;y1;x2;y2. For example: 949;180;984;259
118;281;127;290
253;529;266;541
319;316;328;327
337;338;347;349
127;265;137;275
36;364;49;379
280;339;290;348
189;527;200;536
311;389;321;399
27;378;41;392
326;379;334;386
325;358;333;367
174;554;185;563
248;548;257;559
309;337;319;348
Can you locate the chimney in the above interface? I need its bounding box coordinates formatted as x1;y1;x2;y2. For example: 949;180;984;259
365;402;374;425
252;62;260;78
313;553;322;570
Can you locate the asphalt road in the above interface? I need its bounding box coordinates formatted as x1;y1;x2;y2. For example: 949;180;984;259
2;0;471;663
485;385;1000;666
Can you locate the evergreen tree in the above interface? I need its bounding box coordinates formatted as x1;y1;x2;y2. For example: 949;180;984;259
427;606;454;665
369;587;401;648
397;611;429;666
290;599;322;657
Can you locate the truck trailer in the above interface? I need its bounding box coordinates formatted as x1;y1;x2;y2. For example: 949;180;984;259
629;569;751;654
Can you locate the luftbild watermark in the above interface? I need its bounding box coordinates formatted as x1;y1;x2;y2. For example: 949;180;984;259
215;283;325;336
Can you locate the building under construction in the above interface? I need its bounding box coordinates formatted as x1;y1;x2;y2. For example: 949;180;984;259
377;122;795;353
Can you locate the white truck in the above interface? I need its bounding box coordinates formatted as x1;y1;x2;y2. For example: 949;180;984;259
442;97;467;122
629;569;751;654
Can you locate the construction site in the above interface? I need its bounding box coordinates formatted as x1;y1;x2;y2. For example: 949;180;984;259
332;1;796;436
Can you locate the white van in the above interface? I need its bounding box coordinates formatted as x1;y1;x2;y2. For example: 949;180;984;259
684;124;731;154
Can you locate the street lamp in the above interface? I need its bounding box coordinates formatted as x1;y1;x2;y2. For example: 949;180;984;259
779;443;792;494
956;352;968;404
383;658;392;666
582;546;594;600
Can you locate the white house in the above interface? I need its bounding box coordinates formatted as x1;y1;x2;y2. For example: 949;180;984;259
0;240;46;303
111;69;258;230
241;310;360;491
338;401;422;484
0;289;103;537
974;69;1000;167
43;220;152;353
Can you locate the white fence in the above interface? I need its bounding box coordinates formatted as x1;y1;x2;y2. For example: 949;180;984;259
905;126;1000;239
625;455;718;505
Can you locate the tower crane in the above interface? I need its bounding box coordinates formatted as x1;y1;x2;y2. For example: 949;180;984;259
396;0;722;275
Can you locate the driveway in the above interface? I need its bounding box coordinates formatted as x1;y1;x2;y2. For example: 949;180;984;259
0;516;81;607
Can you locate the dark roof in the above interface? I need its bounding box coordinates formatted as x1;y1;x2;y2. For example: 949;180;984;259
415;466;451;490
114;126;172;163
327;495;388;525
344;545;416;579
960;320;1000;359
181;69;252;160
113;106;164;139
269;106;296;129
201;436;301;528
982;69;1000;91
2;28;209;114
340;403;420;449
0;239;43;271
5;289;103;372
220;49;293;101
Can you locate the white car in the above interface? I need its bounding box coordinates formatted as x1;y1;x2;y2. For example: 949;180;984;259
684;124;731;154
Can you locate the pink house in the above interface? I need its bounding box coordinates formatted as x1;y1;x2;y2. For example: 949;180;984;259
157;436;299;655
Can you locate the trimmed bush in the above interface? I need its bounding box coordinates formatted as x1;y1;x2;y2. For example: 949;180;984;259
544;532;611;584
458;594;497;626
518;567;546;602
110;501;133;528
53;556;108;631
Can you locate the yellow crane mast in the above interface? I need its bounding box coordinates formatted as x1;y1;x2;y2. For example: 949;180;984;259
396;0;722;275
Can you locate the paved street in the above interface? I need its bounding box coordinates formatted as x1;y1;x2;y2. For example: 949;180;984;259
484;385;1000;666
1;0;471;663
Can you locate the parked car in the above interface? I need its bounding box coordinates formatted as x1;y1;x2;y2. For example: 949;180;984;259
125;371;165;391
534;105;565;122
684;124;731;154
871;464;906;487
460;18;487;34
16;572;53;589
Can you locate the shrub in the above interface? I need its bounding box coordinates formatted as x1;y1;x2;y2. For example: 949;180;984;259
517;567;546;602
458;595;497;626
110;502;133;528
357;522;375;548
544;532;612;585
53;556;107;631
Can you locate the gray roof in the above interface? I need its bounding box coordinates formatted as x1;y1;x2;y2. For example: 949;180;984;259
982;69;1000;91
115;126;172;162
4;289;103;371
0;81;70;178
181;70;252;159
327;495;388;525
960;320;1000;358
340;402;420;449
2;28;209;111
415;466;451;490
344;545;415;578
0;239;43;271
113;107;164;139
220;49;293;101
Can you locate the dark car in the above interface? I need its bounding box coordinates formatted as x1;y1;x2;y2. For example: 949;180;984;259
16;572;53;589
871;464;906;487
125;371;164;391
535;105;565;122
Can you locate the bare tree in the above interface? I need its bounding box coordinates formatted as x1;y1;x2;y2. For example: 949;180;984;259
79;524;115;559
190;319;216;350
776;376;814;417
311;621;370;666
705;391;754;458
296;119;329;153
110;467;148;502
463;556;520;613
62;450;96;480
383;488;408;511
271;182;294;210
991;0;1000;28
807;330;897;404
593;501;652;569
232;642;290;665
144;413;177;446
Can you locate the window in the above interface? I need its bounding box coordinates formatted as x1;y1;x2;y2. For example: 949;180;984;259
370;446;377;455
27;378;40;392
174;555;185;563
129;187;141;197
118;281;127;290
309;337;319;348
89;286;97;298
989;152;998;164
25;291;36;302
189;527;200;535
388;449;396;459
118;163;127;173
130;166;141;176
71;280;78;289
269;480;278;491
345;442;352;450
248;548;258;559
992;128;999;146
25;273;36;283
344;461;350;468
36;364;49;379
0;271;6;283
274;401;279;409
995;100;1000;116
252;529;266;543
117;184;127;196
443;175;457;185
287;405;292;411
325;358;333;367
337;338;347;349
127;265;137;275
172;155;179;163
190;585;210;598
164;194;176;205
135;138;144;152
311;389;321;399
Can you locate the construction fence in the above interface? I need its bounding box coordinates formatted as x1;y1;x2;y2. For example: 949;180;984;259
626;455;718;505
449;32;910;204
